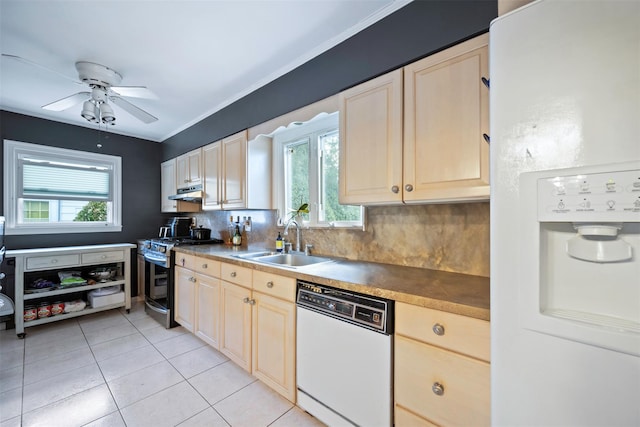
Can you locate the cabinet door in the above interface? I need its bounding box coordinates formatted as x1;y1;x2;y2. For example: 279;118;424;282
339;69;403;205
174;266;196;332
251;292;296;402
403;34;489;203
222;130;247;209
220;280;252;371
176;148;202;188
161;159;177;212
202;141;222;210
195;273;221;349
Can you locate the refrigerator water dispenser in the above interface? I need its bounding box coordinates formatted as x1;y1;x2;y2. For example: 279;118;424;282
519;162;640;356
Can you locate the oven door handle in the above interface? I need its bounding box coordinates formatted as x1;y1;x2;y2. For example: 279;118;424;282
145;297;168;314
144;252;169;267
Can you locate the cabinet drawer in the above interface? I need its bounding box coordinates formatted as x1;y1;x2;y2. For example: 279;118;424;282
82;250;125;265
395;335;490;427
396;302;490;362
194;256;220;277
175;253;196;270
252;271;295;302
220;262;252;287
26;254;80;271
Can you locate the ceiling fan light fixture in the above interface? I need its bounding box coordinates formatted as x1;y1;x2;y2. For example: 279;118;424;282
100;102;116;124
81;100;97;122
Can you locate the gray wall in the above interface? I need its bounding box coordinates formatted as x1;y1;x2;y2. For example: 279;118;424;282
0;110;164;249
162;0;497;159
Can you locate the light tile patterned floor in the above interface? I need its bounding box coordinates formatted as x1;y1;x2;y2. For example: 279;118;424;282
0;298;324;427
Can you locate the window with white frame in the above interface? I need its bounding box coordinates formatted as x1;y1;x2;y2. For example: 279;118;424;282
272;112;363;228
3;140;122;235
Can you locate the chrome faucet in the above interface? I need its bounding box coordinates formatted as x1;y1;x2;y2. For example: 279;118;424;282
283;219;301;252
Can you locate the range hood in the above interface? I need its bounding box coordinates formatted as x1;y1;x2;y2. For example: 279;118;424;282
169;184;202;202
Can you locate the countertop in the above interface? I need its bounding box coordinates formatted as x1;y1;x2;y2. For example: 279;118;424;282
174;244;490;321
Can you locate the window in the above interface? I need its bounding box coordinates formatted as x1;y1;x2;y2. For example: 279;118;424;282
3;140;122;235
273;112;363;228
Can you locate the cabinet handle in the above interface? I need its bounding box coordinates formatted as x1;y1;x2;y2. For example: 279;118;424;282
249;299;256;305
230;271;237;278
266;281;274;288
243;297;250;303
432;323;445;336
405;184;413;192
483;133;491;144
391;185;399;194
481;77;490;89
202;264;207;269
432;382;445;396
181;258;186;267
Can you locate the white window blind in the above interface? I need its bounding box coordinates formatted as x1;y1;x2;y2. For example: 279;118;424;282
21;161;111;200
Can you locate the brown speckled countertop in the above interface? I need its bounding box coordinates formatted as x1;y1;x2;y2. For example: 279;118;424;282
174;244;490;321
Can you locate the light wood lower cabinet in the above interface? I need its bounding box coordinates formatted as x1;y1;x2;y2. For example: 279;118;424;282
220;279;253;371
174;265;196;333
195;272;221;348
394;302;490;427
251;270;296;402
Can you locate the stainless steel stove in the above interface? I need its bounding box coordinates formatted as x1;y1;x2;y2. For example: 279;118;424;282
140;236;224;328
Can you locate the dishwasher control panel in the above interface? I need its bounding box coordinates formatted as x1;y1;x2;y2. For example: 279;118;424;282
296;280;393;334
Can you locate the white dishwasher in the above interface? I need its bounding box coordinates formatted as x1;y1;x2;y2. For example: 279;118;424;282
296;280;394;427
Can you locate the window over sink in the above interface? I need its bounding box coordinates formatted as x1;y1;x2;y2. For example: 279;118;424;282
272;112;363;229
3;140;122;235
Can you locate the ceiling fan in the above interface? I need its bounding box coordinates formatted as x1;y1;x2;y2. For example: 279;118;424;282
2;54;158;124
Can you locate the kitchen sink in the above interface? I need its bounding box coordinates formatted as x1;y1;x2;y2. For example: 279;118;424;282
233;251;278;259
233;251;333;267
255;253;333;267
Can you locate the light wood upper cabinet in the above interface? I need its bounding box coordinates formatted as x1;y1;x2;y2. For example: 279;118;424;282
339;33;489;205
202;130;271;210
403;34;489;203
339;69;404;205
202;141;222;210
222;131;247;208
161;159;200;213
176;148;202;189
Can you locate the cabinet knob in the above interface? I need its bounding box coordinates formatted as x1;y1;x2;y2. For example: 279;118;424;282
51;259;58;264
432;382;445;396
391;185;399;194
191;277;197;282
432;323;445;336
230;271;237;278
266;281;274;288
202;264;207;269
249;299;256;305
405;184;414;192
243;297;250;303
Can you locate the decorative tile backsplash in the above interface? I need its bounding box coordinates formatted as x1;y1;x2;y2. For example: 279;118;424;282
190;202;490;278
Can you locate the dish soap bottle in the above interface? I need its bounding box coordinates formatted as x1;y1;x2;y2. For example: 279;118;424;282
232;225;242;246
276;232;283;253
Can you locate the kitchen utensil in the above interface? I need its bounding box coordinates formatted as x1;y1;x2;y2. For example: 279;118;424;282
190;226;211;240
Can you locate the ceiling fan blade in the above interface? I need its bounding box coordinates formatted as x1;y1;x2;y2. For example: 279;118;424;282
110;86;157;99
2;53;82;85
109;96;158;124
42;92;90;111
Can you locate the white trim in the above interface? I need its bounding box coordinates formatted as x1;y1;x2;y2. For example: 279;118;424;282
3;140;122;235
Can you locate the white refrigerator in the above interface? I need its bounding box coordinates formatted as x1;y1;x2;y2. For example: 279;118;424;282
490;1;640;426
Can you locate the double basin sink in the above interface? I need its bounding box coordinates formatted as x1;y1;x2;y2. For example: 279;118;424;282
233;251;333;268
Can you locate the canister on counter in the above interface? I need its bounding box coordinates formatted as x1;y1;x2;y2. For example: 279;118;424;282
51;301;65;316
37;302;52;318
24;305;37;322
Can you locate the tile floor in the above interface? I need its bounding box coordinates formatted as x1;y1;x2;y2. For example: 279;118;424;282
0;298;325;427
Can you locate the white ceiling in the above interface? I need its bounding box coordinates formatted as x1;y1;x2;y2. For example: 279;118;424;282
0;0;409;142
